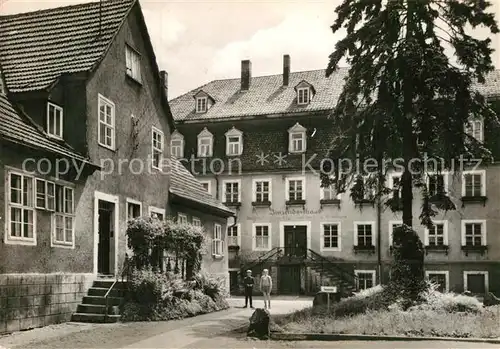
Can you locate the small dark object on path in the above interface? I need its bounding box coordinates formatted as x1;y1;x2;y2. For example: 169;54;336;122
247;308;270;339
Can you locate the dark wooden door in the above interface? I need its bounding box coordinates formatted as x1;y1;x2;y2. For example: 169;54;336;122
467;274;486;294
98;202;112;275
284;225;307;257
279;266;301;294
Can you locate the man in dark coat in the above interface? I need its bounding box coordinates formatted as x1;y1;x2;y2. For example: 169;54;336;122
244;270;254;308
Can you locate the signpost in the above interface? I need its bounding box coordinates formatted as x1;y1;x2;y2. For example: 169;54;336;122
320;286;337;310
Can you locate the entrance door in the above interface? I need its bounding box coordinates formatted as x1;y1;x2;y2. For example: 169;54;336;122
279;266;301;294
229;271;239;295
284;225;307;258
98;201;113;275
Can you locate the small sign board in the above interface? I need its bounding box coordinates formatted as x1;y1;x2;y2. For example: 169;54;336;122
321;286;337;293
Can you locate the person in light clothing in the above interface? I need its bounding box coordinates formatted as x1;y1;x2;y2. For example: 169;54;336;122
260;269;272;309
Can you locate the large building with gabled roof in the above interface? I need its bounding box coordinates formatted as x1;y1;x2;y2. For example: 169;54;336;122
169;55;500;297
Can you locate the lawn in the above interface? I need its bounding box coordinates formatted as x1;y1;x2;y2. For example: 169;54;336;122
272;286;500;339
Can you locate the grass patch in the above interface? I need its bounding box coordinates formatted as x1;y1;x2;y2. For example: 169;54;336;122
273;284;500;339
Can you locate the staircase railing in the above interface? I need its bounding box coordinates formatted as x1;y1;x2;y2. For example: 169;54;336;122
307;249;358;285
240;247;283;274
104;255;130;322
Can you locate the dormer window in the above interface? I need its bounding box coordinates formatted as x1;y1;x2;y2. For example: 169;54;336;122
196;97;207;113
295;80;315;105
225;127;243;156
194;90;214;114
125;44;141;82
197;127;213;157
288;122;307;153
297;87;310;105
0;71;5;95
47;102;63;139
171;130;184;158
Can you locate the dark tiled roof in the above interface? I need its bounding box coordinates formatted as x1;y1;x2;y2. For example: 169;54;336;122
0;93;95;164
170;69;500;121
169;156;234;216
0;0;135;93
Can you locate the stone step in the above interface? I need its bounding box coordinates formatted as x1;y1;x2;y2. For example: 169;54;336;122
71;313;120;323
92;280;127;289
87;287;124;298
76;304;120;315
82;295;123;306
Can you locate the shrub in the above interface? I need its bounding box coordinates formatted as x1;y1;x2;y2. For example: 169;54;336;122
192;271;227;300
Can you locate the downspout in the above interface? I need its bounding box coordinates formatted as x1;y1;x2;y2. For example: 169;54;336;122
377;189;382;285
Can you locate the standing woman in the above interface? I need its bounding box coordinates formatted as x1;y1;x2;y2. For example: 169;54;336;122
260;269;272;309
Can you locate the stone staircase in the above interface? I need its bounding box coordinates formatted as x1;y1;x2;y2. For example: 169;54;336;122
307;264;356;296
71;279;126;323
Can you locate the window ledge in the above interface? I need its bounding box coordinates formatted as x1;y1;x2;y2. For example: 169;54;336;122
212;254;224;259
320;248;341;252
425;245;449;255
353;245;376;254
354;199;375;207
461;196;487;207
228;245;240;251
320;199;341;208
98;143;116;152
5;238;37;246
286;200;306;206
224;201;241;208
461;245;488;256
125;73;143;86
252;201;271;207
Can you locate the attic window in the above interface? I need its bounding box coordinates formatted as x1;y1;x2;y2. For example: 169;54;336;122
196;97;208;113
0;74;5;95
465;118;483;142
225;127;243;156
125;44;141;82
197;127;213;157
288;123;307;153
47;102;63;139
171;131;184;158
297;87;310;105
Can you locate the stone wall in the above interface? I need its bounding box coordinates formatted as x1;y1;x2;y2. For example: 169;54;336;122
0;274;94;334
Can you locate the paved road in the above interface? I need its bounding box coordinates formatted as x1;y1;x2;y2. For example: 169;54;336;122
0;297;497;348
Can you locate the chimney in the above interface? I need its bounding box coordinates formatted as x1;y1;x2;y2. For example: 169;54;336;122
241;60;251;91
283;54;290;86
160;70;168;100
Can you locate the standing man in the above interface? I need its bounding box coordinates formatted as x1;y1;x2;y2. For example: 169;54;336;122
260;269;272;309
244;270;254;308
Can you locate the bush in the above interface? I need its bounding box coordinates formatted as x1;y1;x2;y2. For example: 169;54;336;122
121;270;229;321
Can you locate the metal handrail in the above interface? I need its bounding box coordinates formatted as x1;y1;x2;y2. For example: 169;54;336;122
240;247;283;273
104;256;130;322
307;248;358;281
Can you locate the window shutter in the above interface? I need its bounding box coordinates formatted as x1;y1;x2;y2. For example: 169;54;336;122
353;226;358;246
424;229;429;246
461;224;466;246
212;240;216;256
221;240;225;256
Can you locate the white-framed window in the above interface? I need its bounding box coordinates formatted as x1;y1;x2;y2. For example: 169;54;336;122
98;94;115;150
354;221;375;247
52;185;75;248
225;127;243;156
354;270;376;291
35;178;55;211
426;172;448;196
46;102;63;139
212;223;224;257
425;271;449;293
227;224;240;246
320;222;341;251
252;179;271;203
177;213;188;224
222;179;241;203
465;118;484;142
192;217;202;227
170;131;184;158
462;170;486;197
6;172;36;245
125;44;141;82
151;127;164;170
424;221;448;246
464;271;489;294
320;183;341;201
288;123;307;153
253;223;271;251
285;177;305;201
149;206;165;221
388;220;402;247
388;173;402;199
461;220;487;247
126;198;142;220
196;96;208;113
199;180;211;194
297;87;310;105
197;128;213;157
